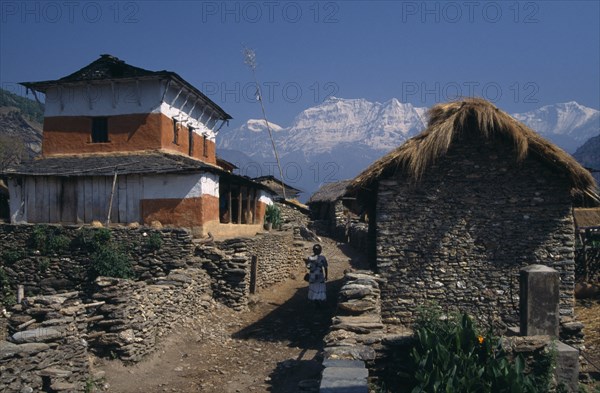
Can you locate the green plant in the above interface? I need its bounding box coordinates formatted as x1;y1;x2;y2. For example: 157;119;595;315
400;306;552;393
265;204;282;227
144;232;163;252
29;225;70;254
38;257;50;273
89;243;133;279
75;227;111;251
0;266;16;306
1;249;26;265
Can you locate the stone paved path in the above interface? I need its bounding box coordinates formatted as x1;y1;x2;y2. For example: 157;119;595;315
96;238;369;393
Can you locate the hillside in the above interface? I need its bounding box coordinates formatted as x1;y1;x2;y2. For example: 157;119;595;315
0;88;44;123
573;134;600;185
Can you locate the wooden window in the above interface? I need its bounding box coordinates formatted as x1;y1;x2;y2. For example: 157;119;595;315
91;117;109;143
172;118;179;144
189;127;194;156
203;135;208;157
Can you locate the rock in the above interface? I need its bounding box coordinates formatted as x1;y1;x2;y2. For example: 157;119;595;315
11;328;63;344
338;300;376;314
39;367;72;378
50;381;77;391
118;329;136;344
0;340;20;359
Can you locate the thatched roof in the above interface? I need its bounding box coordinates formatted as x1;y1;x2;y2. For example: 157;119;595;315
348;98;599;204
308;180;351;203
574;208;600;229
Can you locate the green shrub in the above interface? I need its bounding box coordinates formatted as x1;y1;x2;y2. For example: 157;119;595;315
0;267;16;306
38;258;50;273
29;225;71;254
1;249;26;265
89;244;133;279
75;227;111;251
400;306;552;393
144;232;163;252
265;204;282;227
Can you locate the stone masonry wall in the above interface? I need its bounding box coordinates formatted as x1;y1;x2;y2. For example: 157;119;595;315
197;230;305;310
0;224;194;296
375;133;576;327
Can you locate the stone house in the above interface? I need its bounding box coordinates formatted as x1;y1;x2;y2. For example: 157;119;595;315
307;180;352;240
346;98;599;325
3;55;273;237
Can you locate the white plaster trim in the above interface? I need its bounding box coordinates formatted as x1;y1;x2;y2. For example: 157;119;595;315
142;173;219;199
258;191;273;205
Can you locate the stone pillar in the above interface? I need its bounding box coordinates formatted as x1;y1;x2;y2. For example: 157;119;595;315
519;264;559;337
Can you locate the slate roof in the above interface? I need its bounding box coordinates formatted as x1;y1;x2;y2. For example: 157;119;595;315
308;180;351;203
253;175;302;199
4;152;224;177
21;54;231;120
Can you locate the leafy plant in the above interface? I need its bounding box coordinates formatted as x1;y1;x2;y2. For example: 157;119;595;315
75;227;111;251
399;306;553;393
1;249;26;265
29;225;70;254
89;244;133;279
144;232;163;252
265;204;282;227
38;257;50;273
0;266;16;306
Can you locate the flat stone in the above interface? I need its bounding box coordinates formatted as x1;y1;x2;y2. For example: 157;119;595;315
50;381;77;391
0;340;20;359
338;300;376;314
11;327;63;343
555;341;579;392
323;345;376;361
16;343;51;355
322;359;365;369
39;367;72;378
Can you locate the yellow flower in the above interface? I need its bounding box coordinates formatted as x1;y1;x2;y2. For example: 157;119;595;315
478;336;484;344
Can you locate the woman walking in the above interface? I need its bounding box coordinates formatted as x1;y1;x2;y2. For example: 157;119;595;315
306;244;328;306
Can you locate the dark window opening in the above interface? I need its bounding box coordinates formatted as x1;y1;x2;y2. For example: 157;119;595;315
91;117;109;143
172;118;179;144
189;127;195;156
203;135;208;157
219;181;257;225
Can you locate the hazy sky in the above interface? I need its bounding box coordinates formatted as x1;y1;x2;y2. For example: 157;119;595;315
1;0;599;127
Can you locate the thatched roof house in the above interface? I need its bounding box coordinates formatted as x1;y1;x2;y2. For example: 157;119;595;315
349;98;598;204
346;98;599;328
573;208;600;230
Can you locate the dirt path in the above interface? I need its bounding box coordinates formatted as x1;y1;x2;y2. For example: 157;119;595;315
96;238;369;393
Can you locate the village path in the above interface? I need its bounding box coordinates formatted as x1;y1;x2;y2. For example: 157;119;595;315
95;236;370;393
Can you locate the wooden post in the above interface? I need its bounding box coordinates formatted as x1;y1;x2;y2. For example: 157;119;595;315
245;187;251;224
106;172;118;226
237;186;243;224
17;285;24;304
250;256;258;294
227;188;232;224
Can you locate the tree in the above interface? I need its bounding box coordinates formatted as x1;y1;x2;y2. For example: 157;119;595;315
0;135;24;172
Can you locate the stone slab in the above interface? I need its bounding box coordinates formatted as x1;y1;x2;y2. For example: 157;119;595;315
555;341;579;392
322;359;365;369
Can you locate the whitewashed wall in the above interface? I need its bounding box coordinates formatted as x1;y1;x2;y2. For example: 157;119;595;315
43;79;218;141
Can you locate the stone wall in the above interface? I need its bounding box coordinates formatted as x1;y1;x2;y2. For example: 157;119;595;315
0;224;194;296
197;231;305;310
1;292;100;392
374;133;577;327
88;268;213;362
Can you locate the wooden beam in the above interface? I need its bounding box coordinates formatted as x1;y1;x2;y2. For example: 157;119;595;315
237;186;243;224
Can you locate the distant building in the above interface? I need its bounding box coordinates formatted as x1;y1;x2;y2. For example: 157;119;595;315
346;98;599;326
4;55;272;237
252;175;302;200
307;180;351;241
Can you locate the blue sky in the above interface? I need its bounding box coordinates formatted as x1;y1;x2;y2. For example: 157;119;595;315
1;0;599;128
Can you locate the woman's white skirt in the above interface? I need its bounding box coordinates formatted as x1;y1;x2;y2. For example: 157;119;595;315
308;282;327;301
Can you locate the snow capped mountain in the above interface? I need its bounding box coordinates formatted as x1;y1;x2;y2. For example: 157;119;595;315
513;101;599;153
217;98;599;200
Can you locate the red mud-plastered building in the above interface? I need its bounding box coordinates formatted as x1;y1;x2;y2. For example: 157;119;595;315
5;55;273;237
